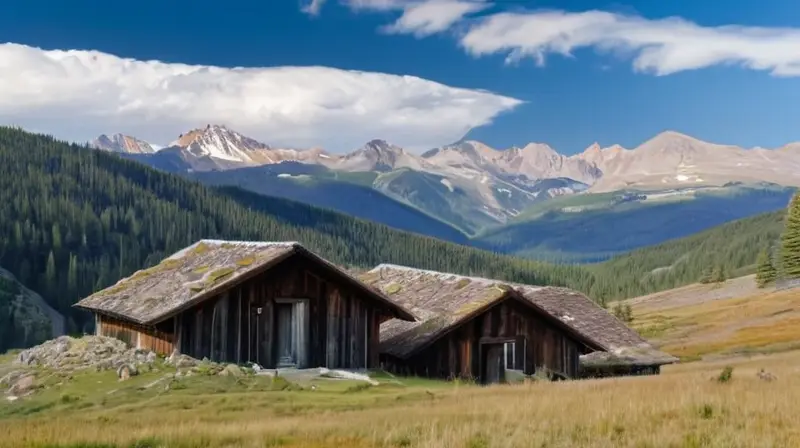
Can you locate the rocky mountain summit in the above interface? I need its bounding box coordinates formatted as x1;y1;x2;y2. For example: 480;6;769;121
91;134;156;154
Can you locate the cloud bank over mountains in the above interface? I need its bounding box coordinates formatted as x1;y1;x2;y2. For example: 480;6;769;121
310;0;800;77
0;43;520;152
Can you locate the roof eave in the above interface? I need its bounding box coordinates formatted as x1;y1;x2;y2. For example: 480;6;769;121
296;247;417;322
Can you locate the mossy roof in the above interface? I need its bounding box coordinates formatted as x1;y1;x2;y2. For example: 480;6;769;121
361;264;678;367
75;240;415;325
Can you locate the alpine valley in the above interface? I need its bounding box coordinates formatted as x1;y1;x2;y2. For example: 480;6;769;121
90;125;800;261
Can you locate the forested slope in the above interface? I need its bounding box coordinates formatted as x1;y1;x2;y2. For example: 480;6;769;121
0;127;593;333
591;210;787;299
0;127;789;340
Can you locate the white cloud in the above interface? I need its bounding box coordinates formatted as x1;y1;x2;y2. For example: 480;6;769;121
301;0;327;16
340;0;489;36
381;1;490;37
460;10;800;76
0;43;521;152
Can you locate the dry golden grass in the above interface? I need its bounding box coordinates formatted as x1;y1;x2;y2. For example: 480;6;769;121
631;282;800;360
3;351;800;448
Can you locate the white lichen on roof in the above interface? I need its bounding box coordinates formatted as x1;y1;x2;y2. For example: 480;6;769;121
363;264;678;367
75;240;414;325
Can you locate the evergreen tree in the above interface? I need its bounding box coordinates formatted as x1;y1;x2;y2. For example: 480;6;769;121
711;265;727;284
755;249;777;288
699;266;714;284
781;194;800;279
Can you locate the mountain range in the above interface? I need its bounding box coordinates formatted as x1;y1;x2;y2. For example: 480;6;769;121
90;125;800;259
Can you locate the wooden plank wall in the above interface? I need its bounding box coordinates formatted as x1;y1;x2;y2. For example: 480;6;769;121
176;255;389;369
579;364;661;379
380;296;586;381
97;315;174;355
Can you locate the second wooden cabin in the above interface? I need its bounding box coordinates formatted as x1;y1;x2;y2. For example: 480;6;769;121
360;264;677;384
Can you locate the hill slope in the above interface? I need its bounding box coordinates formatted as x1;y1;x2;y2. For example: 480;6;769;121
0;268;57;351
192;163;469;243
0;127;594;334
478;186;794;261
591;210;787;301
627;275;800;361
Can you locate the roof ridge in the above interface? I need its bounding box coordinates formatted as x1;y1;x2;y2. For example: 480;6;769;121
164;240;300;261
371;263;503;285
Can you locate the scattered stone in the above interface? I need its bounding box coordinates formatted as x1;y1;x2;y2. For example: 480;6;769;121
166;350;197;368
117;364;138;381
0;370;28;389
6;396;18;402
219;364;244;377
14;336;159;373
757;369;777;382
7;375;36;396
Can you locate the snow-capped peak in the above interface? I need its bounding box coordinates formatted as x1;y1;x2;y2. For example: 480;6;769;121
91;134;156;154
170;124;275;164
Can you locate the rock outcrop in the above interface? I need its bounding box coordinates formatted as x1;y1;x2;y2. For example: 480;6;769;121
14;335;157;372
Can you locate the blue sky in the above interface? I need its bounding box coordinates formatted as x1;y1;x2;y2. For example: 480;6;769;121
2;0;800;153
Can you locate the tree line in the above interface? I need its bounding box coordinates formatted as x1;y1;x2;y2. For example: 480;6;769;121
755;193;800;288
0;126;795;349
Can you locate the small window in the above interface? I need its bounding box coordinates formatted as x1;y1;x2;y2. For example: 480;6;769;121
504;341;515;369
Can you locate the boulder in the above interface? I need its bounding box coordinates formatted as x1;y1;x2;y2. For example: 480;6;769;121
7;375;36;396
219;364;244;377
117;364;138;381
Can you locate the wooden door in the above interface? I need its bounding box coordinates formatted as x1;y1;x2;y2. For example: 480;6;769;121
483;344;505;384
276;303;296;367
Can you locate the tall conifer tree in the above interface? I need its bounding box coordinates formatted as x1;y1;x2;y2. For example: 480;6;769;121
781;194;800;279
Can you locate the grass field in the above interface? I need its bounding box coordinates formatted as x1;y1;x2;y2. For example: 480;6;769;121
3;278;800;448
629;276;800;361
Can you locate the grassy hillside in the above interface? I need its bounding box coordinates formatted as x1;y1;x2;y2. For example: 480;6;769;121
5;334;800;447
478;186;793;261
628;276;800;361
590;211;787;300
0;127;596;334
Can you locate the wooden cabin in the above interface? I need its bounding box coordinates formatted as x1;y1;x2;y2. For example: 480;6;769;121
360;265;678;384
75;240;415;369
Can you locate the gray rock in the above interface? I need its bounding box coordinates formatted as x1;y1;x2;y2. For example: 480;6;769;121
219;364;244;377
117;364;138;381
7;375;36;396
13;336;160;373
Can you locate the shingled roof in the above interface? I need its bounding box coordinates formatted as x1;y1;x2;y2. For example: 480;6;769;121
75;240;415;325
361;264;678;367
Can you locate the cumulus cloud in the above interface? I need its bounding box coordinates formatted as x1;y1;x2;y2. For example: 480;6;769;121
459;9;800;76
0;43;521;152
301;0;327;16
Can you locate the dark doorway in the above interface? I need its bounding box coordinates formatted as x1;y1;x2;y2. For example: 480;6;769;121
483;343;505;384
276;303;296;367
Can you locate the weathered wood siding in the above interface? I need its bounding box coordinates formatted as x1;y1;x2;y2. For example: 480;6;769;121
579;364;661;379
96;315;175;355
381;296;589;382
175;254;387;369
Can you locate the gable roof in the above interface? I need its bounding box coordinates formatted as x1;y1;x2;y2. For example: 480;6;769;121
75;240;415;325
361;264;678;367
360;264;605;359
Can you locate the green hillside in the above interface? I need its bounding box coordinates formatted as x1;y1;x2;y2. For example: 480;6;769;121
478;186;794;261
192;164;469;244
0;127;594;334
590;210;787;300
